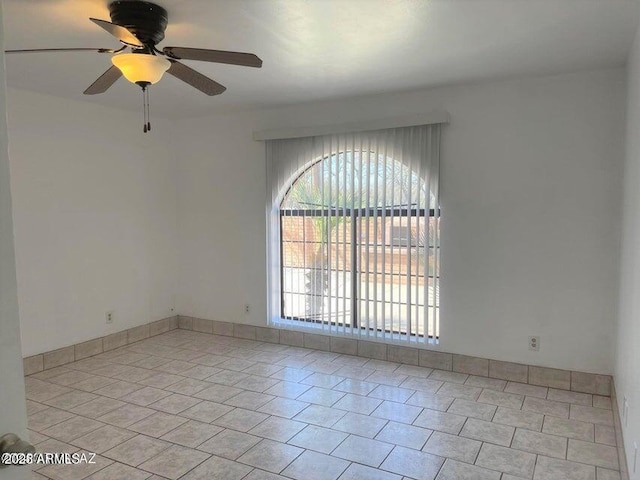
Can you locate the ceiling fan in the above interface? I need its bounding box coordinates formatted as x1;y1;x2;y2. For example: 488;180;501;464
4;0;263;132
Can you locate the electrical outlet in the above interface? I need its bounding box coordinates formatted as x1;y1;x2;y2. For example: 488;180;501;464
244;304;250;314
105;311;114;324
528;336;540;351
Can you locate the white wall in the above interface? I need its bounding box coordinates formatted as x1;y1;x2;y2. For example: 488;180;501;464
0;5;29;479
174;68;624;374
615;23;640;479
7;88;177;357
6;67;625;374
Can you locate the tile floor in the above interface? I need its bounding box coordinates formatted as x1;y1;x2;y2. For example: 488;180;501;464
23;330;621;480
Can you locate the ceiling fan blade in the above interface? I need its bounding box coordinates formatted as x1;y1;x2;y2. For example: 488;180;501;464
163;47;262;68
167;60;226;96
5;47;119;54
90;18;143;48
83;65;122;95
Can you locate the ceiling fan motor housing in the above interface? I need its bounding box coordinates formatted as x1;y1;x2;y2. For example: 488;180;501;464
109;0;168;46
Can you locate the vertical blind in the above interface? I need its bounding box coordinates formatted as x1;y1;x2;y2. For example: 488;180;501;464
266;124;441;344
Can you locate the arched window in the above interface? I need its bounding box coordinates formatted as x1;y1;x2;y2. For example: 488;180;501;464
267;125;441;343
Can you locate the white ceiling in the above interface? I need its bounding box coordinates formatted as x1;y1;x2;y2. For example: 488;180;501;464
3;0;639;117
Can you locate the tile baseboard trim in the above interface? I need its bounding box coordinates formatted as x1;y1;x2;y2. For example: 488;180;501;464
23;314;612;398
176;315;612;396
22;316;179;375
612;380;630;480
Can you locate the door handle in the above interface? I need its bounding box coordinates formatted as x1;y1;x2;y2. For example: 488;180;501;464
0;433;35;469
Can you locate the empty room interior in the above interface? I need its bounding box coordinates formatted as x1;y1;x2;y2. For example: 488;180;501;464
2;0;640;479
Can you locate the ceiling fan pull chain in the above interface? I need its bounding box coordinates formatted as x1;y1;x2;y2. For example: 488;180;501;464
147;87;151;132
142;85;147;133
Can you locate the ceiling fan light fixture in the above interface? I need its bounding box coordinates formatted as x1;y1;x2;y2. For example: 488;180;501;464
111;53;170;85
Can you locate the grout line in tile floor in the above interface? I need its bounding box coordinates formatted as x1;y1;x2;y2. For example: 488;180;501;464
24;329;622;480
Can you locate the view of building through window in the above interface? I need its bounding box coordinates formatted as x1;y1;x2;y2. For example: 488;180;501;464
279;151;440;338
